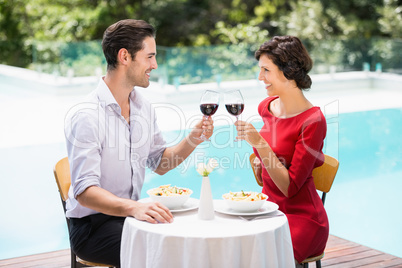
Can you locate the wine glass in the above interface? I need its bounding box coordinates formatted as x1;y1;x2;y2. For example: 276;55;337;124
196;90;220;141
224;90;244;141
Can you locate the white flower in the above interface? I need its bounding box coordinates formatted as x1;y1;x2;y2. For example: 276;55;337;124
196;163;207;176
206;158;218;173
197;158;218;177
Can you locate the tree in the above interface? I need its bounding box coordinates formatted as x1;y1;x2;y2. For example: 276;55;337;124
0;0;30;66
377;0;402;38
0;0;400;72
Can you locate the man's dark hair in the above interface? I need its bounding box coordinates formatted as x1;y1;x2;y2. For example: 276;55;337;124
102;19;156;70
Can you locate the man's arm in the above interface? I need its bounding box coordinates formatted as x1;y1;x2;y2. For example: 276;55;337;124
76;186;173;224
154;117;214;175
66;110;173;224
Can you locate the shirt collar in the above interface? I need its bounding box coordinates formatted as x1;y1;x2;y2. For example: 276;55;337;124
95;77;143;113
96;77;119;108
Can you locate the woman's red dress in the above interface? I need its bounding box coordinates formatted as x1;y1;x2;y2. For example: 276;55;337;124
253;96;329;263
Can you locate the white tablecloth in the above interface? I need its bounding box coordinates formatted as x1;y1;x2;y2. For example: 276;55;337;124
121;201;294;268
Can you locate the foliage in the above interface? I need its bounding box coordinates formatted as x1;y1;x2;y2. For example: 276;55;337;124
370;38;402;71
31;40;105;76
0;0;401;77
0;0;31;66
156;43;259;84
377;0;402;38
276;0;332;40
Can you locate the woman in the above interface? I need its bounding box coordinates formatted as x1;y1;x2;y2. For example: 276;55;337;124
235;36;329;266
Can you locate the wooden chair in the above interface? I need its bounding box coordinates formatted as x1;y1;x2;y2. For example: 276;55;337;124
249;153;339;268
53;157;114;268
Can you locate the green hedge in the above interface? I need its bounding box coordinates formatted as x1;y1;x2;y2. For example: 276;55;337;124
26;38;402;83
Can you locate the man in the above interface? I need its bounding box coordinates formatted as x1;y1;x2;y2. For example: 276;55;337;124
64;19;213;267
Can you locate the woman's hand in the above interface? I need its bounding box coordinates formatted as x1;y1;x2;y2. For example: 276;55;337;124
235;120;267;148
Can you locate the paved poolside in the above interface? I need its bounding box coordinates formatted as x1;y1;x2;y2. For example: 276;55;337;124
1;235;402;267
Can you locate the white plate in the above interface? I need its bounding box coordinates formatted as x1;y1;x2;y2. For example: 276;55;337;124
138;197;199;213
214;200;279;216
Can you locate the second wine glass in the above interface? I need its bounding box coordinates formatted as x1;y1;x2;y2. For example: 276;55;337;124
224;90;244;141
197;90;220;141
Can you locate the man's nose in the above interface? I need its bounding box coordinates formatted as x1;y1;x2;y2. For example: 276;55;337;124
152;58;158;69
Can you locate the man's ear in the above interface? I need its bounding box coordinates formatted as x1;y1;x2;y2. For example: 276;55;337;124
117;48;130;66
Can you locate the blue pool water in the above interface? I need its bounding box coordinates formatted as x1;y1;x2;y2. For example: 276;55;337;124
0;108;401;260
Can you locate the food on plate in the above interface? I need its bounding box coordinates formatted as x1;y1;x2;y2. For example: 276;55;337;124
222;191;268;212
222;191;267;201
148;185;192;197
147;185;193;209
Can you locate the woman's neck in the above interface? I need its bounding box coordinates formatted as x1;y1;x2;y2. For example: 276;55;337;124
271;89;313;118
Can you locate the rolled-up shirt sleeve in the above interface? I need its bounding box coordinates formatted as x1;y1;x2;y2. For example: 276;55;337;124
65;110;103;198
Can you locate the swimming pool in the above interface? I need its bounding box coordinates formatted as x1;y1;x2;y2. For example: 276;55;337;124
141;108;402;259
0;69;401;260
1;108;400;260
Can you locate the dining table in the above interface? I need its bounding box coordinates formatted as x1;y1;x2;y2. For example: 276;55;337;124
120;199;294;268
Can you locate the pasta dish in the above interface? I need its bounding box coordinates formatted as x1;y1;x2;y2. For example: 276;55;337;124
223;191;267;201
148;185;192;196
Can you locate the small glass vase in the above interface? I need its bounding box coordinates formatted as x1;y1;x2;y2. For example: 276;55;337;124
198;176;215;220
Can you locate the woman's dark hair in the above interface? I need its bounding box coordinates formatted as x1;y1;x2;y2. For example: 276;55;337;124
255;36;313;90
102;19;156;70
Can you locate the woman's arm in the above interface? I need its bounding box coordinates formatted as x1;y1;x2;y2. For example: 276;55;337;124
235;120;291;197
236;110;326;198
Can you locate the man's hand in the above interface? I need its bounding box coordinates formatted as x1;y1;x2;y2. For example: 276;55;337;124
132;201;174;224
189;116;214;144
76;186;174;224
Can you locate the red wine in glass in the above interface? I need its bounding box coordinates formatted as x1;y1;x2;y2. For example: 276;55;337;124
200;103;219;116
225;103;244;116
196;90;220;141
224;90;244;141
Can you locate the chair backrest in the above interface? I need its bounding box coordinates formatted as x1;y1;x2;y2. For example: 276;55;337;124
249;153;263;187
249;153;339;203
53;157;71;211
311;154;339;194
53;157;114;267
